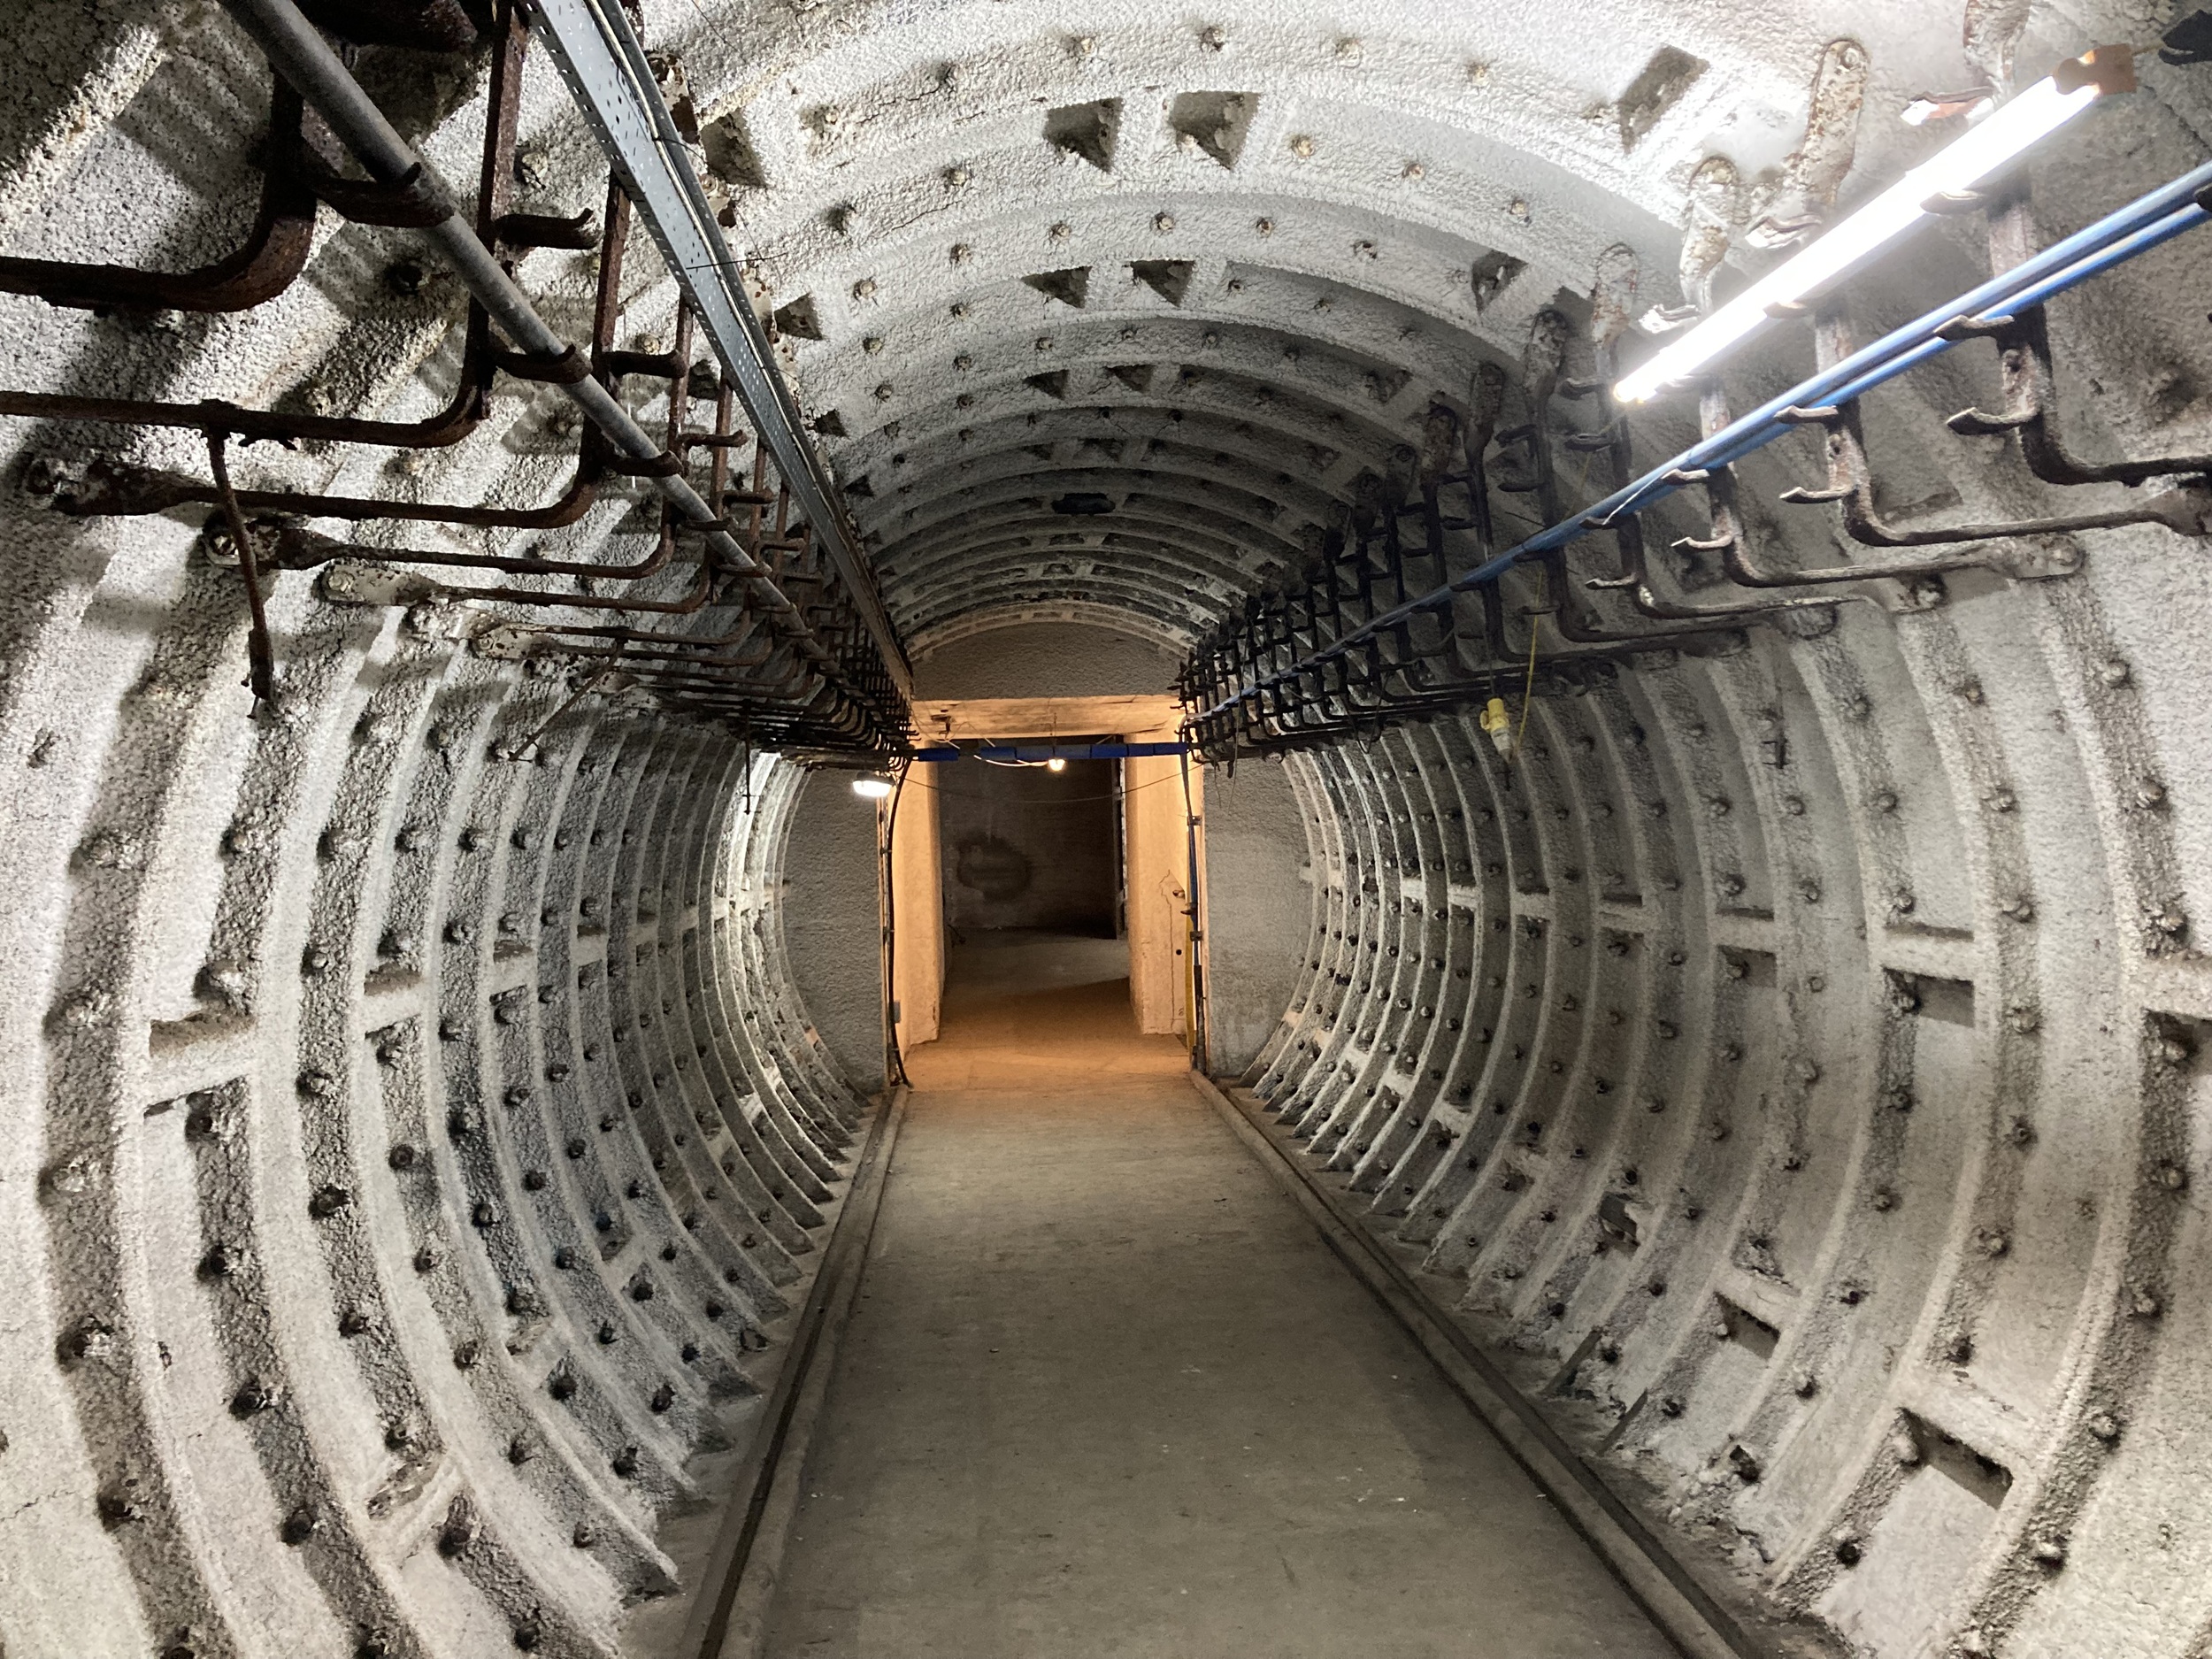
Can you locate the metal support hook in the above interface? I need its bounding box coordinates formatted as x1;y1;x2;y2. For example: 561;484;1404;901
204;430;280;715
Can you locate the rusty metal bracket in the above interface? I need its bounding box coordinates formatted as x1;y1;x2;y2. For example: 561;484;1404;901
12;0;907;755
493;209;600;250
205;431;281;711
603;449;687;478
1939;196;2212;487
415;549;718;614
301;160;452;227
0;81;318;314
0;8;531;439
0;303;494;449
491;342;593;383
1776;309;2211;561
50;173;639;531
53;441;609;530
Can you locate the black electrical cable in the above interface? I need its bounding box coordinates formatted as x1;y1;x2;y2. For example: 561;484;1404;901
1179;748;1206;1071
879;759;913;1089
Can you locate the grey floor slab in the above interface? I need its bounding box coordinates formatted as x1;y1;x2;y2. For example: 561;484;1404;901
757;936;1674;1659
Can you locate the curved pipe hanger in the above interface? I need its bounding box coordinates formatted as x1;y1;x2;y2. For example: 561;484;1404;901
525;0;912;699
218;0;909;748
1189;157;2212;735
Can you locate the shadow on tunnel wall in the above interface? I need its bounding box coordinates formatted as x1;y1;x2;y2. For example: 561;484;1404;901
939;756;1118;938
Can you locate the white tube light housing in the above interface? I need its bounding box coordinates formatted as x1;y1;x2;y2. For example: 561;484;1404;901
1614;45;2135;405
851;774;895;800
1901;87;1998;127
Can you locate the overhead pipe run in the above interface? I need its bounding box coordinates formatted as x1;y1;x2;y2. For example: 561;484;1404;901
1182;145;2212;757
210;0;907;750
524;0;914;702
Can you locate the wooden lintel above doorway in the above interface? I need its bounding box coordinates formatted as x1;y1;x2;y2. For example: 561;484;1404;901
907;695;1180;742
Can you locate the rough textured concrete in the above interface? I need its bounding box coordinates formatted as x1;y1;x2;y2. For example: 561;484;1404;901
912;623;1186;700
4;2;2212;1656
1200;757;1312;1074
763;934;1673;1658
783;768;892;1093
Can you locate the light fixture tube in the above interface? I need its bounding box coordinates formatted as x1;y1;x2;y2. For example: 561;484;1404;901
1614;46;2134;405
851;774;895;799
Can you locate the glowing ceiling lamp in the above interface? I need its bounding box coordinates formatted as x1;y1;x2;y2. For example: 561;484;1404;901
850;774;895;800
1614;46;2135;406
1046;757;1068;772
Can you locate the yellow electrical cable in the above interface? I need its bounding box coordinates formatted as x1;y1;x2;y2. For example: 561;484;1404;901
1510;566;1540;762
1509;443;1600;763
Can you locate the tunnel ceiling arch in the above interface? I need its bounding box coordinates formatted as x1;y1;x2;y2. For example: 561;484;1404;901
692;0;1881;649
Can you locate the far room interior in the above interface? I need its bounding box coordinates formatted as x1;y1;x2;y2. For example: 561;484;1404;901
880;692;1203;1063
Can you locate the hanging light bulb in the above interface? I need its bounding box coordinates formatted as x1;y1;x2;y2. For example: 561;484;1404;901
850;774;894;799
1046;757;1068;772
1613;46;2135;406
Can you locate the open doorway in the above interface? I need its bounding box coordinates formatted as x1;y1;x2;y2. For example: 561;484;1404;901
939;755;1126;1018
885;694;1198;1064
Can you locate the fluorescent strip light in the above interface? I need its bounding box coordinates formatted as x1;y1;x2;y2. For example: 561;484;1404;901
1614;46;2134;405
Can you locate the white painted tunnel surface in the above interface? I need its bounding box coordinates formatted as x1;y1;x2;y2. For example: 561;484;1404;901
3;1;2212;1657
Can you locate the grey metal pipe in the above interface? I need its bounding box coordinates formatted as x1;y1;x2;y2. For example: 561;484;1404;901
215;0;867;675
526;0;911;697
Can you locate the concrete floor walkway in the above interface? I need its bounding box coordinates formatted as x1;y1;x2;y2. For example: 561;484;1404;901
759;933;1675;1659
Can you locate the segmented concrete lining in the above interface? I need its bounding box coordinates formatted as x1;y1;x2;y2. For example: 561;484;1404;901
6;4;2212;1655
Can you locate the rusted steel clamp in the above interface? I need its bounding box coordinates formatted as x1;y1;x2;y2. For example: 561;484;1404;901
603;450;687;478
304;160;452;227
491;343;593;384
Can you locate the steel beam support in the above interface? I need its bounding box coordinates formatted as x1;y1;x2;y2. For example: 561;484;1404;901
909;742;1189;761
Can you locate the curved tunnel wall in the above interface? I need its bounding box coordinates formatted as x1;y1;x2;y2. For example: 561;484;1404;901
4;0;2212;1655
0;557;868;1655
1242;581;2212;1657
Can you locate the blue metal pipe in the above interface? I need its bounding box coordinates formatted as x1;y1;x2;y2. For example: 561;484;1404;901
1806;202;2206;413
1194;162;2212;723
